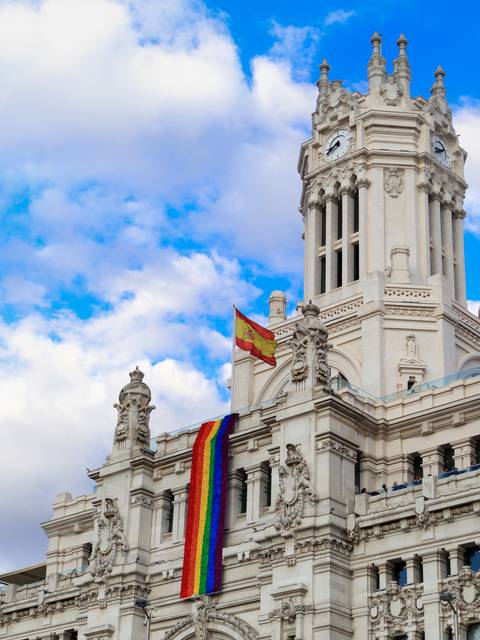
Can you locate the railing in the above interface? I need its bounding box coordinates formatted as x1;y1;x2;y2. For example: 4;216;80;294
380;367;480;403
332;367;480;404
150;396;280;450
149;367;480;450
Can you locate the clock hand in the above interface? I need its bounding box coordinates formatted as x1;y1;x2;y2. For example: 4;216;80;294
326;139;341;156
434;145;444;153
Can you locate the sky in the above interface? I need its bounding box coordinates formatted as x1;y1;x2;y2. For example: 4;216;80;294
1;0;480;571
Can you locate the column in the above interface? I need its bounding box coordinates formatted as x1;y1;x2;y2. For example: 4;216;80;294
452;438;475;471
406;556;422;585
152;493;172;546
304;202;321;300
441;203;455;294
423;551;446;640
245;462;268;524
429;195;442;275
421;447;442;477
377;561;392;590
417;182;431;279
341;187;354;284
453;210;467;304
446;546;464;575
325;194;338;291
171;485;188;543
357;178;370;278
227;471;244;529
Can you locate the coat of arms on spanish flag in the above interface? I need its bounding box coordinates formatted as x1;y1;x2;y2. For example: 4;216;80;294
234;307;277;366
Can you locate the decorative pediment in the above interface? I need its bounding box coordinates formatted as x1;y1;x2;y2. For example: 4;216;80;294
164;599;259;640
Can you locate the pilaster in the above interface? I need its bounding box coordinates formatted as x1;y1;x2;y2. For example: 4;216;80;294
171;485;189;543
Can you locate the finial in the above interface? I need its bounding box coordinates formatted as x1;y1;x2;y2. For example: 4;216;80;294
318;58;330;90
397;34;408;56
431;65;446;96
434;65;446;82
129;366;145;382
367;32;386;91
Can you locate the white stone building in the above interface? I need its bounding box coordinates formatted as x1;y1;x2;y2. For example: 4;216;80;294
2;33;480;640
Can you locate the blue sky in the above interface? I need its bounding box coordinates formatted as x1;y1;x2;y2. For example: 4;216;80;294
1;0;480;570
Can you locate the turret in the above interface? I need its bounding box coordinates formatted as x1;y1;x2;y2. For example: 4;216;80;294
367;32;386;93
393;34;411;98
112;367;155;457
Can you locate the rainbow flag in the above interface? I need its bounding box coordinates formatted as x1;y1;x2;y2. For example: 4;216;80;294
180;413;238;597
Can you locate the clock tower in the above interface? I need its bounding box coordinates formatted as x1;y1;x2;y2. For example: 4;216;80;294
297;33;478;397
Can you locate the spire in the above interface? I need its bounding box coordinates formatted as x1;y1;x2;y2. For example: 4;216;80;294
317;58;330;94
394;33;411;97
431;64;446;96
367;32;386;93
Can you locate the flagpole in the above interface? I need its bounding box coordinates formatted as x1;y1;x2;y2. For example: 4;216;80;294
231;305;237;410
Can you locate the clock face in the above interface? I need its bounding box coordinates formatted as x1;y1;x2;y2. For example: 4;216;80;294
324;130;351;161
432;135;449;166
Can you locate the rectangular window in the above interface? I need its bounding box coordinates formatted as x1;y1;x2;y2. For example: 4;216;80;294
337;197;343;239
354;451;362;493
353;243;360;281
164;490;174;533
336;249;343;288
353;191;359;232
261;461;272;508
392;560;407;586
465;546;480;572
321;205;326;246
238;468;247;514
320;256;326;294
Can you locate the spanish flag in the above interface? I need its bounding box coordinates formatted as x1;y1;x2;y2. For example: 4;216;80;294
234;307;277;366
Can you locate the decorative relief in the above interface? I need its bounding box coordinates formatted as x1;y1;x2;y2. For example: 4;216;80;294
275;444;318;535
268;598;314;624
164;598;259;640
289;302;330;390
295;536;352;557
441;568;480;623
314;79;359;127
316;437;357;462
385;305;435;318
129;489;154;507
369;583;424;633
114;367;155;448
454;307;480;334
416;510;432;530
384;167;405;198
380;74;404;106
384;286;431;298
90;499;128;578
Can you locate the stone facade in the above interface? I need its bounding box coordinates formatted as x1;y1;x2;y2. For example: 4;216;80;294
2;33;480;640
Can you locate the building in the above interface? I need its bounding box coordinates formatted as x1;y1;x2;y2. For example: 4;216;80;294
2;32;480;640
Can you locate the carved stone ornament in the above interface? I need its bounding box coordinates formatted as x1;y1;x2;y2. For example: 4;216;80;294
440;567;480;623
290;302;330;390
90;498;128;578
275;444;318;535
384;167;405;198
268;597;314;624
380;74;403;106
164;598;259;640
114;367;155;448
369;583;424;633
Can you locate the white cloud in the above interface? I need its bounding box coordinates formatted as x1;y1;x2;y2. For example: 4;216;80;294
0;249;247;571
324;9;356;26
268;21;320;79
0;0;314;570
454;99;480;234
